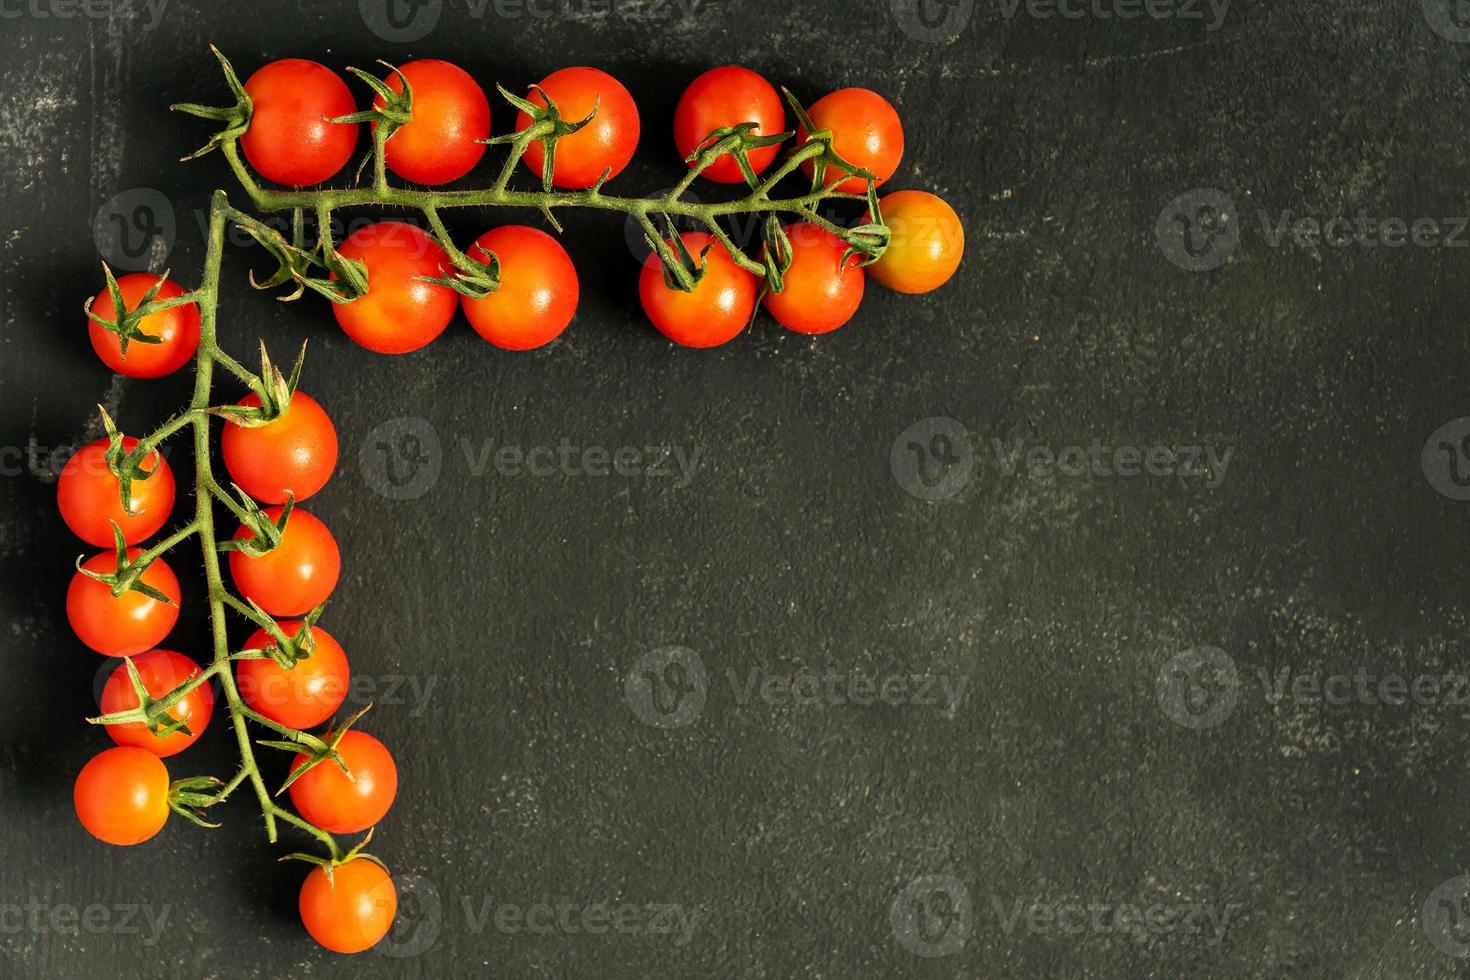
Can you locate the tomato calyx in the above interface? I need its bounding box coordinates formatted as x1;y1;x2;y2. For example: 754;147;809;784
207;340;306;429
645;216;717;293
168;775;228;829
491;83;600;195
87;655;212;740
328;62;415;185
76;524;177;603
781;87;879;194
282;827;386;879
219;491;294;556
685;122;793;188
171;45;254;162
233;602;326;670
96;407;166;517
83;264;181;357
267;704;373;797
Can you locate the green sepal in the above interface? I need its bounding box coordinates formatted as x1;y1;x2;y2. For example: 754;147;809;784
216;490;293;556
273;705;373;796
170;46;253;162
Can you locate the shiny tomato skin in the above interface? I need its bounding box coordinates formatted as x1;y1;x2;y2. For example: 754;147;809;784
375;59;491;185
241;59;359;187
332;222;458;354
639;231;758;348
762;223;866;335
228;507;341;617
67;549;180;657
797;88;904;194
221;391;338;504
237;622;350;731
299;858;397;954
100;649;215;758
58;437;176;548
74;746;169;845
518;67;640;189
865;190;965;294
673;65;785;184
461;226;579;350
289;730;397;834
87;274;200;379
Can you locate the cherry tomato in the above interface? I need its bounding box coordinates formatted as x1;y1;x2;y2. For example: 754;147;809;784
228;507;340;617
461;226;579;350
99;649;215;758
865;190;964;294
58;437;176;548
87;274;200;379
74;746;169;845
67;549;180;657
240;59;358;187
375;59;490;185
299;858;397;954
518;67;640;189
288;730;397;834
673;66;785;184
237;622;350;730
221;391;338;504
762;223;865;335
797;88;904;194
332;222;457;354
639;232;758;348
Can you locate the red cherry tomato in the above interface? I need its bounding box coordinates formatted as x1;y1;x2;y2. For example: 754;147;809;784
87;274;200;379
288;730;397;834
762;223;866;335
237;622;350;730
332;222;458;354
639;231;758;348
240;59;359;187
518;67;640;189
74;746;169;845
58;437;175;548
673;65;785;184
461;226;579;350
865;190;965;294
375;59;490;185
299;858;397;954
221;391;338;504
228;507;341;617
99;649;215;758
797;88;904;194
67;549;180;657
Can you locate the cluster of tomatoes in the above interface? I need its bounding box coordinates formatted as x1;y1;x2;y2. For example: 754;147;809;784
67;299;398;952
229;57;963;354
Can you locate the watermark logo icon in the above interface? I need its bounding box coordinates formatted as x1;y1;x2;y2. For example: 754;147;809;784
359;417;443;501
360;0;441;42
1423;0;1470;42
1156;188;1239;272
1423;875;1470;957
891;0;974;42
890;874;972;957
890;417;975;501
1422;418;1470;500
93;188;175;273
1157;646;1238;729
375;874;442;958
624;646;707;729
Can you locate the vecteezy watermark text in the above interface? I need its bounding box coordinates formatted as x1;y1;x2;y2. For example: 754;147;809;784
0;900;172;946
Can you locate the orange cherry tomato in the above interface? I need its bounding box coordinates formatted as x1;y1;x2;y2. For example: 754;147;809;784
289;730;397;834
639;231;758;348
866;190;964;294
99;649;215;758
57;437;176;548
518;67;640;189
237;622;350;730
762;223;866;335
375;59;490;185
332;222;458;354
228;507;341;617
461;226;579;350
221;391;338;504
673;65;785;184
797;88;904;194
74;746;169;845
87;274;200;379
67;549;180;657
299;858;397;954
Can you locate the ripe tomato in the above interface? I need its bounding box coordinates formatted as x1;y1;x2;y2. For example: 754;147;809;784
797;88;904;194
237;622;350;730
375;59;490;185
67;549;180;657
865;190;965;294
99;649;215;758
87;274;200;379
288;730;397;834
332;222;457;354
639;232;758;348
518;67;640;189
762;223;866;335
74;746;169;845
461;226;579;350
240;59;358;187
673;65;785;184
299;858;397;954
221;391;338;504
228;507;340;617
58;437;176;548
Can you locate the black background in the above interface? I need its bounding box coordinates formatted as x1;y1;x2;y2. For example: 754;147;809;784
4;0;1470;976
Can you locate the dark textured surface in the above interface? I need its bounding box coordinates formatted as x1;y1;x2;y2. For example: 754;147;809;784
3;0;1470;976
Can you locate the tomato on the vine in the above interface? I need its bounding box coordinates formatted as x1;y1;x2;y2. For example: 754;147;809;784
221;391;338;504
58;437;176;548
99;649;215;758
87;274;200;379
674;66;785;184
74;746;169;845
461;226;579;350
228;507;340;616
288;730;397;834
299;858;397;954
518;67;640;189
865;190;964;294
639;231;758;348
797;88;904;194
67;549;180;657
762;223;866;335
237;622;349;730
376;59;490;186
240;59;358;187
332;222;458;354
